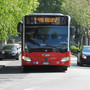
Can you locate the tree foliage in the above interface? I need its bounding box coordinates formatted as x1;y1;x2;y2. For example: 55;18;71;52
61;0;90;45
0;0;39;40
36;0;90;29
36;0;64;13
61;0;90;30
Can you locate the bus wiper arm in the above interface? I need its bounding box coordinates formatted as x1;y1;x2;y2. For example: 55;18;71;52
45;44;67;52
45;44;60;51
29;39;40;46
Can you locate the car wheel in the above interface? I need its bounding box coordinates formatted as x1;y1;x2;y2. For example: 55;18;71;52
77;53;80;66
79;59;83;66
77;60;79;65
16;54;19;60
77;55;83;66
16;57;19;60
16;56;19;60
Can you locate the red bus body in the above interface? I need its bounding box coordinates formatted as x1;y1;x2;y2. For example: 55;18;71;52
22;51;71;66
18;13;71;71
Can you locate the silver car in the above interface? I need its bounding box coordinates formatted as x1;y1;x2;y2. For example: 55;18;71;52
0;44;21;60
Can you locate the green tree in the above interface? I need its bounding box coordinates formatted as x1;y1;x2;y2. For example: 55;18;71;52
61;0;90;45
61;0;90;30
35;0;64;13
0;0;39;41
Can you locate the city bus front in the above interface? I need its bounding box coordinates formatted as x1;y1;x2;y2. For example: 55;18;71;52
22;14;71;71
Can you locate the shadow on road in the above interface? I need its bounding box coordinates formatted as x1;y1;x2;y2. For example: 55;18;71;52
0;59;19;61
0;66;23;74
0;64;90;74
0;66;66;74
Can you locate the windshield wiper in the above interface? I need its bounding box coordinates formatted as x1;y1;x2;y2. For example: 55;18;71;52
40;44;59;51
45;44;67;53
29;39;40;46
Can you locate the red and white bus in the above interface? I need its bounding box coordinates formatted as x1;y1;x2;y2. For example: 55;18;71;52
18;13;74;71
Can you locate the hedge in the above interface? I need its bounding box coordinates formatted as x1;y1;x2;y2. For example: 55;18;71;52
70;45;83;54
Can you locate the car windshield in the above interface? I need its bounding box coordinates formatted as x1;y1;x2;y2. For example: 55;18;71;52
3;45;17;51
25;26;68;53
82;47;90;52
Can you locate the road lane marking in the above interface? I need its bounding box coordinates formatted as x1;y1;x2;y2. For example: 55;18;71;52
24;87;39;90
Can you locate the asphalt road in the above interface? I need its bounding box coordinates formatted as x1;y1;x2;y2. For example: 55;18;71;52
0;55;90;90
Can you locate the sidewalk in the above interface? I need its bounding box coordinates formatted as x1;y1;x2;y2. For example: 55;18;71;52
0;60;12;65
0;60;12;69
0;59;21;69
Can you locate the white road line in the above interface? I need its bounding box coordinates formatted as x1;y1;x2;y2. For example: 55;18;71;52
24;87;38;90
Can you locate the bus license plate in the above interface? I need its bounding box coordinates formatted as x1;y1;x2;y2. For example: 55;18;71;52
42;62;50;65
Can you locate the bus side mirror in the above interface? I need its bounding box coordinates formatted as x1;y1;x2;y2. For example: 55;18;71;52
70;26;75;36
17;22;23;33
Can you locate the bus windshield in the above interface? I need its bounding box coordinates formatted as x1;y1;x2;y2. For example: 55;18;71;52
25;26;68;53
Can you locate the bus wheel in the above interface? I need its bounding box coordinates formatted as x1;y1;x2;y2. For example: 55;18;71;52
59;67;67;72
62;67;67;72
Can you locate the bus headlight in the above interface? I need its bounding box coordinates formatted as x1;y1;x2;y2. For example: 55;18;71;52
61;57;70;62
22;56;31;62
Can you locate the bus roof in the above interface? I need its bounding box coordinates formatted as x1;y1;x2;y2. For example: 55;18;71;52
25;13;69;17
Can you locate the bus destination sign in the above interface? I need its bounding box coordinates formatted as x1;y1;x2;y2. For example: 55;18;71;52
25;16;68;25
34;17;58;23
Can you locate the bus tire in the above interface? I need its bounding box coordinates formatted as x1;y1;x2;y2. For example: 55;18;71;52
63;67;67;71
